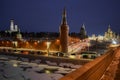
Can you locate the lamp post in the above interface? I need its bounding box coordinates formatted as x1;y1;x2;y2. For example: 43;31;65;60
71;42;74;52
87;43;90;51
46;41;51;56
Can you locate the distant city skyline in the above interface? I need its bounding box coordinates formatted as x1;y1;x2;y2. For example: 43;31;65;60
0;0;120;35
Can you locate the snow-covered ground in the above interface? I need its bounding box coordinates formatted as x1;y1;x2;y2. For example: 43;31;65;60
0;55;82;80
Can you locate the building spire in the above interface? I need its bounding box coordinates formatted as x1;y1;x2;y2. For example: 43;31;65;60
10;19;14;31
62;7;67;25
108;24;111;28
108;24;111;32
82;24;85;29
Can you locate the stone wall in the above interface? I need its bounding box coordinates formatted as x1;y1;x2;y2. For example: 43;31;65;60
60;48;117;80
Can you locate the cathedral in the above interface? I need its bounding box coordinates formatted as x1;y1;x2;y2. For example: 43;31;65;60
89;25;119;41
104;25;116;40
6;19;22;40
10;19;19;32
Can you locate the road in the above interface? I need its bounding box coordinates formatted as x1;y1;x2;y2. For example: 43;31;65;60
68;41;88;54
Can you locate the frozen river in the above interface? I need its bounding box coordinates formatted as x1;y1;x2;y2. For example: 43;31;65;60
0;55;81;80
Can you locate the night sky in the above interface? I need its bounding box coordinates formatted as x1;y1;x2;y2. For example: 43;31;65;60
0;0;120;35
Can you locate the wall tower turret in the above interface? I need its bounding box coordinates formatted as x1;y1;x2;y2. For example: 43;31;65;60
59;8;69;53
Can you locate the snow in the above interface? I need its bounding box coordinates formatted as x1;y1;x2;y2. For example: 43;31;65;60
46;61;57;66
0;55;82;80
59;63;82;69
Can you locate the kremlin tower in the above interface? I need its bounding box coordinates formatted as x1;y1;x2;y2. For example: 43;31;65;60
59;8;69;54
79;24;88;39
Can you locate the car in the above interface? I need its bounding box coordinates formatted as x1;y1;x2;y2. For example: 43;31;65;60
81;51;97;59
53;52;64;57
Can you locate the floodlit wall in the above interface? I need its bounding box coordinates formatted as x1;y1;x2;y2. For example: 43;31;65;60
60;48;116;80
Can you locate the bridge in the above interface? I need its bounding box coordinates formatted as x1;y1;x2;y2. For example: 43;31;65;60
60;47;120;80
0;46;120;80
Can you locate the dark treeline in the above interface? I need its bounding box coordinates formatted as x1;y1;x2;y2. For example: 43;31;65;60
0;31;59;39
0;30;89;40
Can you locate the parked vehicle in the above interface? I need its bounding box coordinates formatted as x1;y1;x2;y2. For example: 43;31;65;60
81;51;97;59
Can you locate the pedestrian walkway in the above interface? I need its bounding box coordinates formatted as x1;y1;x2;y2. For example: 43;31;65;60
113;47;120;80
114;58;120;80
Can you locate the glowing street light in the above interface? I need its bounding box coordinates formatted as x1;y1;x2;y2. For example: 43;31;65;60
46;41;51;56
87;43;90;51
112;40;117;45
13;63;18;67
12;41;18;48
71;42;74;52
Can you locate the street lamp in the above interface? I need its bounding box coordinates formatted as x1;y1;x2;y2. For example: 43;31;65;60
112;40;117;45
12;41;18;48
71;42;74;52
46;41;51;56
87;43;90;51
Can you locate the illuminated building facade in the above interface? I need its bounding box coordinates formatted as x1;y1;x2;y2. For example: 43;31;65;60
16;29;22;40
10;19;18;32
89;25;120;41
104;25;116;40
